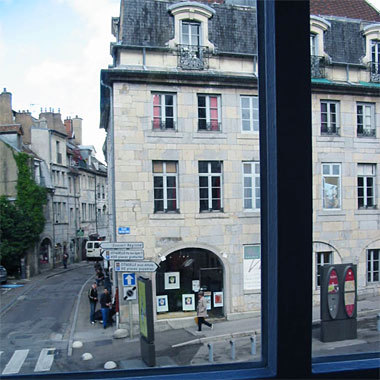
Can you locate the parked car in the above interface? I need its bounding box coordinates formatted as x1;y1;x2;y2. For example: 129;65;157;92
0;265;7;284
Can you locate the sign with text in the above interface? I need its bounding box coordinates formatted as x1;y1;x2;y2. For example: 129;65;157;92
115;261;158;272
101;242;144;250
101;250;144;261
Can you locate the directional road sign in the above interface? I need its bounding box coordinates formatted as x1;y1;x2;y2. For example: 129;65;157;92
101;242;144;250
115;261;159;272
101;250;144;261
123;273;136;286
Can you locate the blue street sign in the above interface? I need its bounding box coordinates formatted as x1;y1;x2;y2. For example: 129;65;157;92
118;227;130;234
123;273;136;286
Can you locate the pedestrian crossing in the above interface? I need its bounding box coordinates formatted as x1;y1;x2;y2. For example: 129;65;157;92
0;347;56;375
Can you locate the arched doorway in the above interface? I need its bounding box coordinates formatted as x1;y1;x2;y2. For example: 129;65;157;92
156;248;224;318
39;238;52;270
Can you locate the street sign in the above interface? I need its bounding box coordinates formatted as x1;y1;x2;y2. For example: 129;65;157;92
118;227;130;234
101;242;144;249
123;285;137;301
123;273;136;286
101;250;144;261
115;261;159;272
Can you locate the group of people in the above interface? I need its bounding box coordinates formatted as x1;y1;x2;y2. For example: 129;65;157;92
88;263;114;329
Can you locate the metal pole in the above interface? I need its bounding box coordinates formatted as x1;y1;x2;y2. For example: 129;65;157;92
230;340;235;360
207;343;213;363
129;301;133;339
250;333;257;356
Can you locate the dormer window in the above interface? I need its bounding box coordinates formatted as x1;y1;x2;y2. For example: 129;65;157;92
168;2;215;70
310;16;330;79
371;40;380;81
361;24;380;82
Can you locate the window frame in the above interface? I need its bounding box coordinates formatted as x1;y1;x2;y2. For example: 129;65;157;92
181;20;201;47
197;94;221;131
357;163;377;209
243;161;261;211
241;95;259;132
322;163;342;210
367;249;379;283
316;251;333;288
357;102;376;137
152;93;177;130
198;161;223;212
320;100;340;135
153;161;179;213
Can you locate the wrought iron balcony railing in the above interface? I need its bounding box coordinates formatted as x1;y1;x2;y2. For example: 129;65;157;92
311;55;326;78
177;44;210;70
321;125;340;136
357;126;376;137
369;61;380;83
152;120;176;130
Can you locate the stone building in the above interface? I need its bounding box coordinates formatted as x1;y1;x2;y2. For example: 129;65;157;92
100;0;379;326
0;89;108;277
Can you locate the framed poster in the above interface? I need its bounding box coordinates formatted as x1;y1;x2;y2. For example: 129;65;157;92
213;291;223;307
182;294;195;311
164;272;180;289
156;295;168;313
192;280;200;292
204;292;212;310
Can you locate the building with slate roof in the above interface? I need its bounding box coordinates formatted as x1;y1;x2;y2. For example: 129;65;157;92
100;0;379;326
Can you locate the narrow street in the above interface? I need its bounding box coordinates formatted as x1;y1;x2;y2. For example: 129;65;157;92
0;264;92;375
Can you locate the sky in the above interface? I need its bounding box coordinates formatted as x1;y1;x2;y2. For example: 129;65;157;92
0;0;379;163
0;0;120;162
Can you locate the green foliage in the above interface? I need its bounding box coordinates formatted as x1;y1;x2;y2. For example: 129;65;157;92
0;152;47;274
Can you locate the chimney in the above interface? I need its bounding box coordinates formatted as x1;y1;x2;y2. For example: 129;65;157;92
64;117;73;138
15;110;33;145
0;88;13;125
72;115;83;145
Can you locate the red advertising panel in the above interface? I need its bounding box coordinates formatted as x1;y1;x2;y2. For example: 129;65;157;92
344;267;356;317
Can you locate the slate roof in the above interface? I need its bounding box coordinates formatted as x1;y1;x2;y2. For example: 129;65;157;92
118;0;257;54
310;0;380;22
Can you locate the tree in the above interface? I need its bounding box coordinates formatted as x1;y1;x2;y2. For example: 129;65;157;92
0;152;47;274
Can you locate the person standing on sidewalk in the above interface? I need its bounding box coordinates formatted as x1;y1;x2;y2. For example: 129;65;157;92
63;252;68;269
196;291;213;332
88;282;98;325
100;287;112;329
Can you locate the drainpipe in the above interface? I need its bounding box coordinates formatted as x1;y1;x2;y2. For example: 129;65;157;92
49;130;56;269
100;80;119;328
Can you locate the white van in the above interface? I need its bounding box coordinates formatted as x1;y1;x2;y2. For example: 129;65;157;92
85;241;103;261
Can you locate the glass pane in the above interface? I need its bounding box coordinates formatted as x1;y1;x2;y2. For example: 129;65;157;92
154;176;163;187
199;176;208;187
212;176;220;187
167;176;176;187
241;97;250;108
166;162;177;173
244;177;252;187
154;188;163;200
198;161;208;173
198;95;206;107
153;161;163;173
155;200;164;212
211;161;222;173
243;163;252;174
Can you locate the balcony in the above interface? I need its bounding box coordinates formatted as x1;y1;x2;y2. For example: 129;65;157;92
357;126;376;137
152;120;176;130
311;55;326;78
321;125;339;136
369;61;380;82
177;44;209;70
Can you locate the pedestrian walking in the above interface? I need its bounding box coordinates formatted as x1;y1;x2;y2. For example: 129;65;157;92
63;252;68;269
88;282;98;325
95;268;105;286
196;291;213;332
100;287;112;329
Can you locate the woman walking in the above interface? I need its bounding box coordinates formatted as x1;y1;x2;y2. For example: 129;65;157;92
196;291;213;332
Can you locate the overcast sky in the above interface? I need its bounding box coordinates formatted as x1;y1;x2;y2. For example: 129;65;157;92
0;0;379;163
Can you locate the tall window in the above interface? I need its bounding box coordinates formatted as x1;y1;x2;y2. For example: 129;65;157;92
181;20;200;47
358;164;376;209
243;162;260;210
81;203;87;220
241;96;259;132
316;251;332;287
153;161;178;213
371;39;380;66
367;249;379;283
152;93;176;130
321;100;339;135
198;95;221;131
357;103;375;137
310;33;317;56
199;161;223;212
56;141;62;164
322;163;341;209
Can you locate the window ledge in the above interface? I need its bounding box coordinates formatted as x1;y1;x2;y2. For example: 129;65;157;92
316;210;346;217
146;131;184;139
149;213;184;220
237;133;259;140
237;211;261;218
195;212;229;219
193;132;227;139
354;208;379;216
316;136;344;142
244;289;261;295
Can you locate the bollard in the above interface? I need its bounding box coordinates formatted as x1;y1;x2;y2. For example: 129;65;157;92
207;343;214;363
250;333;257;356
377;313;380;332
230;340;235;360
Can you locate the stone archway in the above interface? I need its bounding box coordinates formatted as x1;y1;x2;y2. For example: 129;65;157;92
155;247;225;318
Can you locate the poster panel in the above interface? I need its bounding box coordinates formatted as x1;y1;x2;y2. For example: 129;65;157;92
156;295;168;313
243;245;261;290
182;294;195;311
164;272;180;289
204;292;212;310
213;291;223;307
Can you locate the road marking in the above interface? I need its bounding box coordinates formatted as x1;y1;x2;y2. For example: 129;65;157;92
34;348;55;372
2;349;29;375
